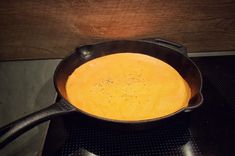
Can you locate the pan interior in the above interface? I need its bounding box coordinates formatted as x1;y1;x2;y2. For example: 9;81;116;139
65;53;191;121
54;40;202;122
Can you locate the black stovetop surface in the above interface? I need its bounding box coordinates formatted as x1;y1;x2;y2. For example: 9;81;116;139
42;56;235;156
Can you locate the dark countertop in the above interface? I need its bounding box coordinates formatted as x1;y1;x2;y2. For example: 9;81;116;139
0;59;60;156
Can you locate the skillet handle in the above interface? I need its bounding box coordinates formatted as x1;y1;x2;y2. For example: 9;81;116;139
142;38;187;56
185;92;204;112
0;100;75;149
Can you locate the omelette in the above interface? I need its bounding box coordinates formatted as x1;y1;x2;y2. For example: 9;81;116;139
66;53;191;121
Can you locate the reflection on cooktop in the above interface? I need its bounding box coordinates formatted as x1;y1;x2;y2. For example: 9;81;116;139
43;112;201;156
61;120;199;155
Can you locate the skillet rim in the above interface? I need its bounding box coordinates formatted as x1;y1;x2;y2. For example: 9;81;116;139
53;39;203;124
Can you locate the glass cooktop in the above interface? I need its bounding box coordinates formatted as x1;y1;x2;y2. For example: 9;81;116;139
42;56;235;156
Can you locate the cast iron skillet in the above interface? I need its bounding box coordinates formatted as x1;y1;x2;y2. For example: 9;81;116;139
0;38;203;149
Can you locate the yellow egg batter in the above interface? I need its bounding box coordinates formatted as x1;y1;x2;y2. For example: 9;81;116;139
66;53;191;121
